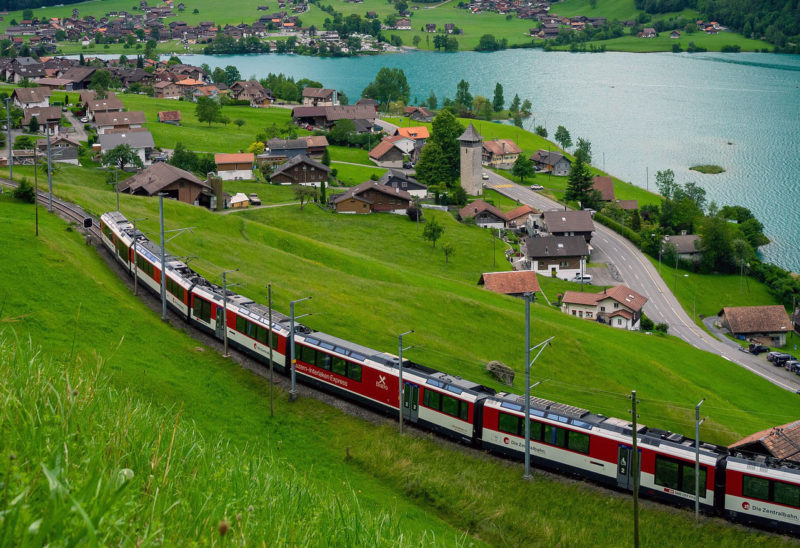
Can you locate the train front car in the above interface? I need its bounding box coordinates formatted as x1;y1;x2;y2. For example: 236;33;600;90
724;454;800;535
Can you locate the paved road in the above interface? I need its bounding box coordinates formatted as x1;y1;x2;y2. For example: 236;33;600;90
63;112;88;141
483;171;800;392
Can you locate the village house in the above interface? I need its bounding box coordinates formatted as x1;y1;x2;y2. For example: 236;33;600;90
22;106;62;135
396;18;411;30
270;155;330;186
663;232;703;262
670;30;681;39
299;135;329;159
333;180;412;214
640;27;656;38
266;138;309;163
154;80;182;99
531;149;571;176
301;87;338;107
229;79;272;106
505;204;539;229
94;111;146;134
369;136;409;168
561;285;648;330
395;126;429;146
215;153;254;180
458;200;506;229
406;106;434;123
525;235;589;280
482;138;522;167
718;305;793;347
592;175;615;202
59;66;96;90
12;87;51;108
87;96;125;120
98;130;156;166
36;134;81;164
377;169;427;198
478;270;540;298
118;162;216;207
291;105;376;131
157;110;182;125
230;192;250;209
538;210;594;242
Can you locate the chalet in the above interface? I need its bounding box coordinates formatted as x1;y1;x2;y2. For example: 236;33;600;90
640;27;656;38
538;210;594;242
425;24;436;32
355;97;379;112
616;200;639;211
215;153;254;181
299;135;329;158
525;235;589;280
444;23;455;33
369;136;407;168
482;139;522;167
478;271;540;298
333;180;411;214
505;204;539;229
377;169;427;198
592;175;615;202
118;162;215;207
22;106;62;135
405;106;434;123
230;193;250;209
718;305;793;347
395;126;429;145
98;130;156;166
157;110;182;125
561;285;648;330
154;80;181;99
87;97;125;120
396;18;411;30
266;138;309;162
270;155;330;186
301;87;337;107
663;233;702;262
94;110;146;134
729;420;800;463
59;66;96;90
458;200;506;229
670;30;681;39
230;79;272;106
291;105;376;130
531;150;571;176
12;87;51;108
35;77;71;91
36;135;81;164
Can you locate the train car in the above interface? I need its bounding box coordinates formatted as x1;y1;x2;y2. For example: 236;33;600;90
481;393;723;512
723;454;800;535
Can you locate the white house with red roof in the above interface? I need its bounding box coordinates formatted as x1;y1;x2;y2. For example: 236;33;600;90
561;284;648;330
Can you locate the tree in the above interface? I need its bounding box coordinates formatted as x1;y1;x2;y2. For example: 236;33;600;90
655;169;678;199
521;99;532;115
454;79;473;112
102;144;144;171
576;137;592;164
12;177;35;203
234;119;246;128
320;179;327;204
246;141;264;154
22;9;34;20
699;213;736;272
89;69;112;96
415;110;464;190
492;83;504;112
422;216;444;248
512;155;535;184
170;142;197;173
473;96;492;120
321;148;331;166
195;96;222;126
27;116;39;133
476;34;501;51
144;40;157;60
212;67;228;84
224;65;241;86
630;209;642;231
427;90;438;110
443;242;456;263
565;153;593;206
361;67;410;107
415;141;450;189
412;35;421;47
509;94;520;113
512;112;523;128
293;184;318;210
329;118;356;144
444;37;459;52
554;125;572;150
535;125;547;138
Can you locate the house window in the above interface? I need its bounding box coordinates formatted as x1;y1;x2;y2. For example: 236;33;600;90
614;303;619;309
600;306;606;312
617;319;622;326
572;310;576;316
586;312;593;318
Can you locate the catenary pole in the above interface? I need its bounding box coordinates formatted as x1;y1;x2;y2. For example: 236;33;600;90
289;296;312;401
398;330;414;433
5;97;12;181
221;269;238;357
131;217;146;296
695;398;706;522
523;292;553;480
268;284;274;418
46;125;53;212
631;390;640;548
34;144;39;236
159;194;167;319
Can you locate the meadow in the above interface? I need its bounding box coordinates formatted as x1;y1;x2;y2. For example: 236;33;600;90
2;193;798;546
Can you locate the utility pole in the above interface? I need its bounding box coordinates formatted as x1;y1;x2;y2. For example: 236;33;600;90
523;292;553;480
630;390;640;548
46;125;53;212
267;284;274;418
5;97;12;181
107;168;119;212
646;167;649;193
131;217;147;296
221;269;239;357
695;398;706;523
398;330;414;433
34;145;39;236
157;194;194;321
492;229;496;267
289;296;312;401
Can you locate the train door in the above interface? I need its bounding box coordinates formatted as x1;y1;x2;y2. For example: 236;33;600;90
215;306;225;339
617;446;641;490
403;383;420;422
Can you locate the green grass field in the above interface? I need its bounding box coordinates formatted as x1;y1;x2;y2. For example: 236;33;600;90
2;192;799;546
331;162;387;186
560;30;772;52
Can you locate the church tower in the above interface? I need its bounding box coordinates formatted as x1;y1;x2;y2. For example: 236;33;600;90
458;123;484;196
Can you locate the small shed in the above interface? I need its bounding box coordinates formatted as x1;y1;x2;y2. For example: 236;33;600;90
230;192;250;209
478;271;540;297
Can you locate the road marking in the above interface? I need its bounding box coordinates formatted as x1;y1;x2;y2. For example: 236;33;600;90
492;184;514;188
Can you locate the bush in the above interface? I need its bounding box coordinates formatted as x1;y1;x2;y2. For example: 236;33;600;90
13;178;36;203
640;315;654;331
654;322;669;335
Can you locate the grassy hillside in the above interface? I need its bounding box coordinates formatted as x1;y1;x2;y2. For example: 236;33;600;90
7;164;798;447
559;31;772;52
2;193;797;546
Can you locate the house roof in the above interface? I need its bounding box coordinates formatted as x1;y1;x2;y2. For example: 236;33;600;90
36;77;71;87
458;199;506;222
562;285;647;312
88;97;125;111
541;210;594;233
176;78;203;86
482;139;522;156
272;154;330;176
118;162;209;195
36;134;81;148
157;110;182;122
60;66;96;83
12;87;51;104
377;169;426;190
396;126;429;140
458;123;483;143
94;110;146;126
292;105;376;122
664;234;701;254
154;80;177;89
592;175;615;201
300;135;329;148
22;106;61;124
302;87;335;99
215;153;254;164
98;130;155;150
729;420;800;462
267;138;308;152
479;271;540;295
531;149;570;166
525;235;589;258
230;192;249;204
505;204;538;222
369;137;403;160
616;199;639;210
720;305;792;334
333;180;411;204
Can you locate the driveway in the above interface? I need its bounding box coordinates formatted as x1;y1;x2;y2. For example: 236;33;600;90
483;170;800;391
63;111;88;142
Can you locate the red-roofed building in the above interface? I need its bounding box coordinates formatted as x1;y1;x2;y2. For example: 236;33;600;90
482;139;522;167
458;200;506;229
730;420;800;463
478;271;540;297
395;126;429;144
718;305;793;347
505;204;539;228
561;285;648;330
369;135;413;168
215;153;254;180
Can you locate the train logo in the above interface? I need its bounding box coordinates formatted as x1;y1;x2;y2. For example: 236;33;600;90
503;437;510;444
376;375;388;390
742;502;751;510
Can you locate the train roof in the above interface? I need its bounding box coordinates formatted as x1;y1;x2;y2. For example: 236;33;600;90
727;451;800;473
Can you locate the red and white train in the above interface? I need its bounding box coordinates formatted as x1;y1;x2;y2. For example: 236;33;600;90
100;211;800;537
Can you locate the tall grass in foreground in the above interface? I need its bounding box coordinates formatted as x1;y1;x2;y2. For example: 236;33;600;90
0;332;456;547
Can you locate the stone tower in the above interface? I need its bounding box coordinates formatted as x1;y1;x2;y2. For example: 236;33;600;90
458;123;484;196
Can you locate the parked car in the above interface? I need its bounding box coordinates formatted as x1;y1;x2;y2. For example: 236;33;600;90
784;360;800;373
248;193;262;206
572;274;593;284
768;352;793;366
748;343;769;355
767;351;787;362
482;172;489;180
79;116;89;123
530;184;544;190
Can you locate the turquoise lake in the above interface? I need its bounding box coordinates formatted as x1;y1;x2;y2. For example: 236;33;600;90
178;50;800;271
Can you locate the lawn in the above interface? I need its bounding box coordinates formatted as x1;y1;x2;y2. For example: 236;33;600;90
331;161;386;186
562;30;772;53
2;197;795;546
220;180;299;203
329;145;372;165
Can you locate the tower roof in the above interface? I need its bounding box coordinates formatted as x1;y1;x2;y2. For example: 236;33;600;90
458;123;483;143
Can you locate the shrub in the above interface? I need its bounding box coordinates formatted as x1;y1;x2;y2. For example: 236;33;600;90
594;212;642;247
13;178;36;203
640;315;654;331
655;322;669;335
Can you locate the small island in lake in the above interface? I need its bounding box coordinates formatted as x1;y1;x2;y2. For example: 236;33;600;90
690;164;726;174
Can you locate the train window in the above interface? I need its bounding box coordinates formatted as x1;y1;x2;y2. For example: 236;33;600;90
193;297;212;323
567;431;590;454
332;357;347;377
441;394;459;417
167;278;183;300
271;332;279;349
297;345;314;366
424;390;442;410
459;402;468;421
102;223;113;240
680;465;707;496
499;413;522;436
742;475;770;501
136;255;154;278
318;352;331;370
347;363;362;382
255;325;268;345
236;316;247;334
654;457;680;490
544;424;567;448
529;420;543;441
773;482;800;508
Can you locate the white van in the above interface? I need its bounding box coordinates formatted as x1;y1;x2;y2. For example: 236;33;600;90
572;274;593;284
